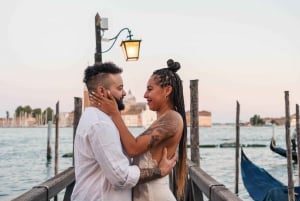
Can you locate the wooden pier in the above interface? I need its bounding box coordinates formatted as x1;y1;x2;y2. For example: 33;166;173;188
12;80;243;201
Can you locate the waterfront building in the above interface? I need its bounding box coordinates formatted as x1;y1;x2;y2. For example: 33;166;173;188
185;110;212;127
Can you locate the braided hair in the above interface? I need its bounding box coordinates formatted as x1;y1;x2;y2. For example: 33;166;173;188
153;59;187;200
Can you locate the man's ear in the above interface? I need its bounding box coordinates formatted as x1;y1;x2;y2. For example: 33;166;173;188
96;86;109;97
96;85;105;97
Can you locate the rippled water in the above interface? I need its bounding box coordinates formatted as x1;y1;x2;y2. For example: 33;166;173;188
0;126;298;201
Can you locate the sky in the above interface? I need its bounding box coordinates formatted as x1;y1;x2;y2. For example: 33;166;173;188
1;0;300;123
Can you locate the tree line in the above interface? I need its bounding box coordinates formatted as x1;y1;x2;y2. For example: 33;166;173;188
6;105;55;124
249;114;278;126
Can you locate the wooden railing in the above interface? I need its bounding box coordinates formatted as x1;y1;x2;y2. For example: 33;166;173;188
11;161;242;201
186;160;243;201
12;167;75;201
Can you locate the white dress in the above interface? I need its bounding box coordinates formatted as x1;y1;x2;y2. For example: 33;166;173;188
133;151;177;201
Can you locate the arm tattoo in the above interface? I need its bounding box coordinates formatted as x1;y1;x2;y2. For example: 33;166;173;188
148;135;159;149
140;113;178;148
138;167;161;184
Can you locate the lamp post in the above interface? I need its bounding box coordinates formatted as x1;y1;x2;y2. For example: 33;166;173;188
94;13;141;64
84;13;141;108
94;13;102;64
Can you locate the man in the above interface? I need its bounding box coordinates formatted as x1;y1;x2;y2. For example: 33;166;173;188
71;62;176;201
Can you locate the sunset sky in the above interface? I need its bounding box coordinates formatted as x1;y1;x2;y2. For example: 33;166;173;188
1;0;300;123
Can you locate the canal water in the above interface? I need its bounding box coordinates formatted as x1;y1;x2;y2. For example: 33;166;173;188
0;126;297;201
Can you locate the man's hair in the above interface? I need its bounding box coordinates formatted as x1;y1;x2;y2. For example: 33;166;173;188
83;62;123;92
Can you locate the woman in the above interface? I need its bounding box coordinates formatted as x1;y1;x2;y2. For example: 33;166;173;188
90;59;187;201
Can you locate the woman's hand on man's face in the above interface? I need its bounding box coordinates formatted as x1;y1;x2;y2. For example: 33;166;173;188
89;91;119;115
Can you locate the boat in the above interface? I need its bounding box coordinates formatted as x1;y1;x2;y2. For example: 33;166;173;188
270;137;297;162
241;148;300;201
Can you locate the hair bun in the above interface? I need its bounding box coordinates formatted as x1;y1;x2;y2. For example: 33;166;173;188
167;59;180;73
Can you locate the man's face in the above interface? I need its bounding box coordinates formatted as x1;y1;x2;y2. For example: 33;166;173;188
107;74;126;110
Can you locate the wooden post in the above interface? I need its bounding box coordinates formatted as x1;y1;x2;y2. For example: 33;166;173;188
73;97;82;166
84;13;103;109
63;97;82;201
55;102;59;175
189;79;204;201
235;101;240;194
190;79;199;166
54;101;59;201
296;104;300;185
47;121;52;161
284;91;295;201
94;13;102;64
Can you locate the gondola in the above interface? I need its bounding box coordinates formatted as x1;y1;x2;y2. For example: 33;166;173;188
270;137;297;162
241;148;300;201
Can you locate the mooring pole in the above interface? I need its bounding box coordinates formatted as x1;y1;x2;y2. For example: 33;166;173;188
235;101;240;194
54;101;59;201
189;79;204;201
73;97;82;166
284;91;295;201
63;97;82;201
47;121;52;161
296;104;300;185
190;79;199;166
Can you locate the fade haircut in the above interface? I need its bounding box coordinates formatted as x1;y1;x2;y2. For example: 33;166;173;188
83;62;123;92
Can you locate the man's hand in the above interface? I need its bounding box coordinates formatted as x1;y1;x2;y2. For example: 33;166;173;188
138;148;177;184
158;148;177;177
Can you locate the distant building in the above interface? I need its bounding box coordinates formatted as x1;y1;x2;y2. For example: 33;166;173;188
121;90;213;127
121;90;155;127
0;118;13;127
291;114;297;126
186;110;212;127
141;106;156;128
261;114;298;126
121;103;145;127
59;112;74;127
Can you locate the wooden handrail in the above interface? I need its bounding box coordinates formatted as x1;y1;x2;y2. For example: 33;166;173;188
12;167;75;201
187;160;242;201
12;162;243;201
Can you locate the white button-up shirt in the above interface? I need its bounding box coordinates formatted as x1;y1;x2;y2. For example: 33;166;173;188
71;107;140;201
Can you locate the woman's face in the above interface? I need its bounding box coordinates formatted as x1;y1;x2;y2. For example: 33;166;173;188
144;75;168;111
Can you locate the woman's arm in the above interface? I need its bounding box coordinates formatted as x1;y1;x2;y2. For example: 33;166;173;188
89;91;181;157
110;109;180;157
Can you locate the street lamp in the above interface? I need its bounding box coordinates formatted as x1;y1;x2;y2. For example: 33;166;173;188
84;13;141;108
94;13;141;64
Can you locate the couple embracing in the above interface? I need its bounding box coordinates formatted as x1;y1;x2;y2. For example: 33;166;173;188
71;59;187;201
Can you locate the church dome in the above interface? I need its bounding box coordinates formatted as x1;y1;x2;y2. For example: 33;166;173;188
124;89;136;105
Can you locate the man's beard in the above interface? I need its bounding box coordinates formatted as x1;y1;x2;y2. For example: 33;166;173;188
114;97;125;111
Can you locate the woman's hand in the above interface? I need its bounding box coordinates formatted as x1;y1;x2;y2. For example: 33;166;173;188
89;91;119;116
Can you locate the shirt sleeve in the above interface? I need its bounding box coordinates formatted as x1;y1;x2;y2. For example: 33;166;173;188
88;122;140;189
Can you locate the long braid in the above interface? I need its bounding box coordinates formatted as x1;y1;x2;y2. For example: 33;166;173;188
153;59;187;200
